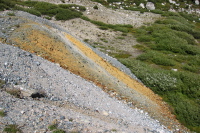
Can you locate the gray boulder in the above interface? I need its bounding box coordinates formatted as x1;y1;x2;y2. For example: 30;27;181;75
146;2;155;10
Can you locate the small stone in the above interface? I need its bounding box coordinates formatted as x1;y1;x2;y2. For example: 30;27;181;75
146;2;155;10
102;110;109;116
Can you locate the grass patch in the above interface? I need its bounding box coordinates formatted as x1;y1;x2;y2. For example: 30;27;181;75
13;1;86;20
48;124;66;133
48;124;57;131
0;109;6;117
3;124;22;133
81;16;133;33
121;11;200;132
6;88;21;98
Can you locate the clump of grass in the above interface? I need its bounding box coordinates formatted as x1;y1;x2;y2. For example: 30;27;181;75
48;124;66;133
0;0;16;11
137;51;176;66
14;1;85;20
3;124;22;133
48;124;57;131
6;88;21;98
0;109;6;117
0;80;5;88
7;12;15;16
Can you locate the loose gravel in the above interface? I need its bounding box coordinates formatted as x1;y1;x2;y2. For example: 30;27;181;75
0;43;171;132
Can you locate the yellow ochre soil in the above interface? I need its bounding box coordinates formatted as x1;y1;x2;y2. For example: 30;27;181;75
7;22;185;131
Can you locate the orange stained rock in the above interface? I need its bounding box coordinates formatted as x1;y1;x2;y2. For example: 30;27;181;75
65;33;163;104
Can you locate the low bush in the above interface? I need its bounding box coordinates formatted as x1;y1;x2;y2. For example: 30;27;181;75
137;51;175;66
34;2;58;15
48;124;57;131
0;0;15;11
119;58;200;131
55;9;82;20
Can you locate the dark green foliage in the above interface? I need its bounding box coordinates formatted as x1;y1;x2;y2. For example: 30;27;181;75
3;124;22;133
93;5;98;10
55;9;82;20
24;8;41;17
166;93;200;130
48;124;57;131
0;0;15;11
14;1;85;20
179;12;200;23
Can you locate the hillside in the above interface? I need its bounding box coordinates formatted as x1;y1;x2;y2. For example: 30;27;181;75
0;0;200;132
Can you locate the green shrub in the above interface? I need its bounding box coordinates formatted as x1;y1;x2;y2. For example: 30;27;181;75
93;5;98;10
25;8;42;17
152;56;175;66
119;59;179;93
19;1;38;6
170;25;200;39
55;9;82;20
182;64;199;73
34;2;58;15
136;35;153;42
0;0;15;11
48;124;57;131
3;124;22;133
179;12;200;23
166;93;200;130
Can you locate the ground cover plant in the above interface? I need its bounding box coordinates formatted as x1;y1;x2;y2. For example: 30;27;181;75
3;124;22;133
118;12;200;132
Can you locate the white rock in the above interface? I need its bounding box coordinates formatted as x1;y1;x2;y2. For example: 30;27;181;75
172;69;178;72
146;2;155;10
139;3;145;9
195;0;199;5
102;110;109;116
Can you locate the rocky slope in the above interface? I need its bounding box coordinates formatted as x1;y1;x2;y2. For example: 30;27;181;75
0;2;191;133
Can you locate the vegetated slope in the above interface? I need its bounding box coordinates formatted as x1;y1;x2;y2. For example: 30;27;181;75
0;11;188;132
0;0;199;132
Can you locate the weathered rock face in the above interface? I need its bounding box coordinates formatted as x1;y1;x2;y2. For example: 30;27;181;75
146;2;155;10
